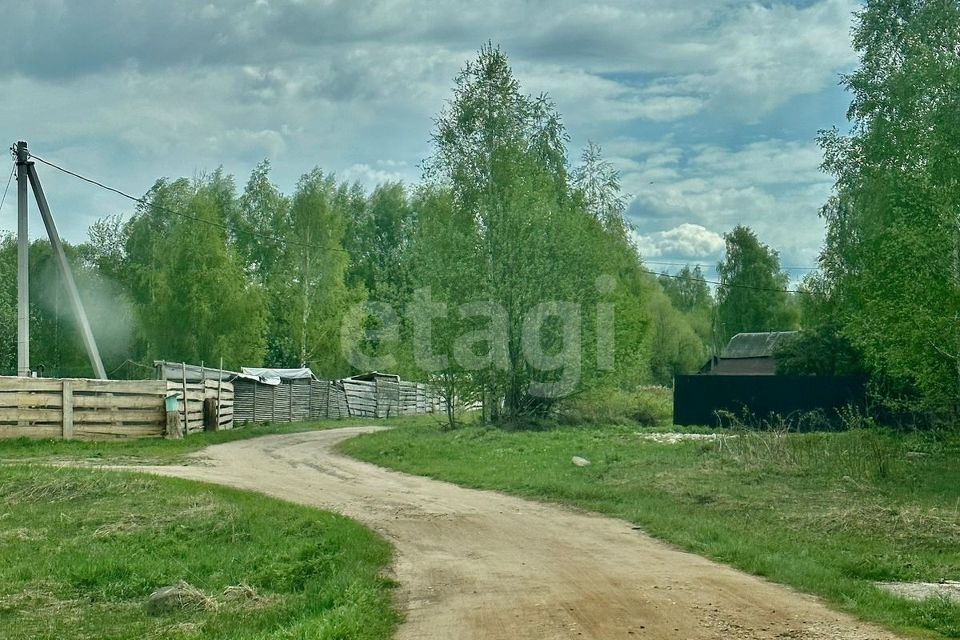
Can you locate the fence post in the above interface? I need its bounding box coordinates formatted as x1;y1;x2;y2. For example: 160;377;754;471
272;385;276;423
181;362;188;435
217;357;223;428
288;383;294;422
61;379;74;440
253;383;258;422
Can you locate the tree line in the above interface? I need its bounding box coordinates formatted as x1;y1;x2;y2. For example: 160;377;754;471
1;45;804;424
778;0;960;425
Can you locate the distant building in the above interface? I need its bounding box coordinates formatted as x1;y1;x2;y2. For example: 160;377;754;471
699;331;798;375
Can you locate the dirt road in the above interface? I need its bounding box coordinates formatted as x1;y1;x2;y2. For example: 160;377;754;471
139;428;901;640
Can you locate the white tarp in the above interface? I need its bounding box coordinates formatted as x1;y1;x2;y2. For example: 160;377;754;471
240;367;316;386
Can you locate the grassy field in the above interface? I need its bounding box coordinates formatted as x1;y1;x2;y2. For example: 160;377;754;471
340;422;960;638
0;417;443;638
0;415;438;465
0;464;398;640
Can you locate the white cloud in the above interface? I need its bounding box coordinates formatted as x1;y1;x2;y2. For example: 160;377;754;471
340;163;411;188
621;138;833;268
0;0;857;259
632;223;726;260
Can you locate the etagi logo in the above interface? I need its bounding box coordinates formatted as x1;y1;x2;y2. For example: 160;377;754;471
340;275;618;399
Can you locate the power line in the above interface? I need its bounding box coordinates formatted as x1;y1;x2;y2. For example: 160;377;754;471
643;258;817;271
645;267;812;295
0;165;14;215
26;150;813;296
27;152;349;254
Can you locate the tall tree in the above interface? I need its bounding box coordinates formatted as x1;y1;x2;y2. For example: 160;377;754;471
424;44;622;421
572;141;628;237
122;173;267;368
658;265;715;359
234;160;289;285
344;181;415;301
277;169;363;374
818;0;960;417
659;265;712;314
716;225;797;344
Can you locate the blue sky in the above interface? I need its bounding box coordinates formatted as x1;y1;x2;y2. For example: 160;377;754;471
0;0;860;279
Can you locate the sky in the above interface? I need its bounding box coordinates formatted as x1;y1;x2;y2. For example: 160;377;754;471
0;0;861;279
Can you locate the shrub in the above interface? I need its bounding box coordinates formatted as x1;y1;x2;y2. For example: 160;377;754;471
561;386;673;426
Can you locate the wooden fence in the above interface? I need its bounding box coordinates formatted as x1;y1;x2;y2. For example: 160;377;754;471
0;376;169;440
232;376;441;424
166;378;234;435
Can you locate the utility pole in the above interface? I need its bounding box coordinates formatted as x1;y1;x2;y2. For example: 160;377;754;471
11;141;108;379
15;142;29;376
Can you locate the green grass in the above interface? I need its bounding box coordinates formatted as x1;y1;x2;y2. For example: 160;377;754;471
0;415;438;465
339;422;960;638
0;464;399;640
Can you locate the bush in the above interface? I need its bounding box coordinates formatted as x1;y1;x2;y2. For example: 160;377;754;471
561;386;673;426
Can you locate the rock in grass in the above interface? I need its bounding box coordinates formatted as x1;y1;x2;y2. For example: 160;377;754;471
145;581;215;615
571;456;591;467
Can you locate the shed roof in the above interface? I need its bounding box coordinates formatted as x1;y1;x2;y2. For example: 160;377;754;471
241;367;316;385
721;332;798;359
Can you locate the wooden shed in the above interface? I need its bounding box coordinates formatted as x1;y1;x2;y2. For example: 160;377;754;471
699;332;798;375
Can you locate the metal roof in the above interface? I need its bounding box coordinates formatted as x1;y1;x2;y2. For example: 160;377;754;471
720;332;798;359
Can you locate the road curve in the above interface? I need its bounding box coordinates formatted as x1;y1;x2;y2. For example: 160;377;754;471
136;427;900;640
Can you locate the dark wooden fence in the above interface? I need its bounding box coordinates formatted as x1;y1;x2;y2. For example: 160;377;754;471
673;375;868;428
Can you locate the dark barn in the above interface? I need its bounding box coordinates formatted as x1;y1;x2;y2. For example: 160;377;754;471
699;331;797;375
677;332;867;428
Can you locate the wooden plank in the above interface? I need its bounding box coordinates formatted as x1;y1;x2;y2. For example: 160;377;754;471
344;393;376;402
0;408;63;422
0;425;62;439
0;377;62;392
74;423;164;434
73;395;164;410
347;398;375;406
62;380;74;440
73;379;168;394
0;391;63;408
74;429;163;440
73;409;165;424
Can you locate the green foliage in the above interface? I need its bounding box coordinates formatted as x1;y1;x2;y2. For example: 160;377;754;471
0;235;135;378
817;0;960;419
655;265;715;378
421;43;652;421
122;173;267;369
659;265;711;314
560;385;672;426
4;42;731;403
276;169;363;375
716;225;798;344
645;288;708;384
775;324;868;377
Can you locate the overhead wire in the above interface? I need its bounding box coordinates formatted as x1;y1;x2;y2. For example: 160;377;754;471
28;152;349;254
646;266;812;295
25;150;814;296
0;165;14;215
642;258;817;272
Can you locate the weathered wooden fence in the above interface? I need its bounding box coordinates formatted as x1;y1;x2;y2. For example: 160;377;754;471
0;376;169;440
166;378;234;435
155;363;442;426
232;375;441;424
